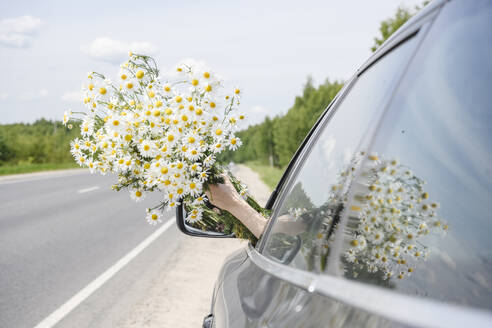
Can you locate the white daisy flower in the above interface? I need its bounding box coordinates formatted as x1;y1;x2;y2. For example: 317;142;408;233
63;109;73;125
130;188;146;202
75;153;87;166
185;207;204;223
227;136;242;151
192;194;208;206
139;140;157;158
369;229;385;245
146;209;162;225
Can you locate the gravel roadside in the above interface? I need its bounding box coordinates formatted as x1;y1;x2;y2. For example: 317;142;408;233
117;164;272;328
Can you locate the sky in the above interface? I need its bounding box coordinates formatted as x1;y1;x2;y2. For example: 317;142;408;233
0;0;423;125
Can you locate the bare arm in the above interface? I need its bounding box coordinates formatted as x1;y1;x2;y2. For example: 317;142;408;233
206;176;268;239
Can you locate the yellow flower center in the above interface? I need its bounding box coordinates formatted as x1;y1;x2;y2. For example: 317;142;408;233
203;72;210;78
191;79;199;86
175;96;182;103
126;82;133;89
99;87;107;95
121;74;127;80
167;135;174;142
136;70;144;79
205;85;212;92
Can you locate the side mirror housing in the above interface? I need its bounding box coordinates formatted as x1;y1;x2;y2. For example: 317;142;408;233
175;202;236;238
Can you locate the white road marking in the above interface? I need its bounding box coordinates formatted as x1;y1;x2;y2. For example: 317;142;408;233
33;218;176;328
77;186;100;194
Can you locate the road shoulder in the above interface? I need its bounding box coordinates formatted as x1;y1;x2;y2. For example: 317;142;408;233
116;164;271;327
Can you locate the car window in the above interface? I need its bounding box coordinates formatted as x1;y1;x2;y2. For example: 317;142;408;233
262;34;420;270
333;0;492;310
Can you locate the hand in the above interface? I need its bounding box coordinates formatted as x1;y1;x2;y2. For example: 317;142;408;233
206;174;267;239
206;174;243;211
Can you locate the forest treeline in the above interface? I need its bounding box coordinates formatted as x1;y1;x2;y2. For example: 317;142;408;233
0;3;423;169
0;119;80;165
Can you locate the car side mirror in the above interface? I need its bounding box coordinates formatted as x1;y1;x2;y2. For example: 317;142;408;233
175;202;236;238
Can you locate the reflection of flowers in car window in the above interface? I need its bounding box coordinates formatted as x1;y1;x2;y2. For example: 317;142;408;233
345;153;449;280
288;207;307;220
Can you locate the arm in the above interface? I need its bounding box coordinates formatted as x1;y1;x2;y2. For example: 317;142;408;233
206;176;268;239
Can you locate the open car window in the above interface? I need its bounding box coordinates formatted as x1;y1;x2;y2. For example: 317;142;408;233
262;33;421;270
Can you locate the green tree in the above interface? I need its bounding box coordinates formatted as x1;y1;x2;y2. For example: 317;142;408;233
371;1;429;52
0;134;13;162
0;120;80;165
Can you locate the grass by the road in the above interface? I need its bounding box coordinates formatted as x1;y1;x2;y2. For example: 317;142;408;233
0;162;79;176
245;161;285;190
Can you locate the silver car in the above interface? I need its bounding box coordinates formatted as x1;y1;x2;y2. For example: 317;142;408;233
177;0;492;326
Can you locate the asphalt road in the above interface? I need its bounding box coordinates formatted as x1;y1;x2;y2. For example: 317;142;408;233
0;170;180;328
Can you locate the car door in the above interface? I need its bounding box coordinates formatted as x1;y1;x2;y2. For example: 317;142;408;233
212;3;436;327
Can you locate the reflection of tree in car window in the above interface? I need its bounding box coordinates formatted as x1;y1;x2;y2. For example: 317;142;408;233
280;182;314;216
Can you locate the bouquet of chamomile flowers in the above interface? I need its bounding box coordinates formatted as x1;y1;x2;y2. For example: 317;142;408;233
64;53;264;242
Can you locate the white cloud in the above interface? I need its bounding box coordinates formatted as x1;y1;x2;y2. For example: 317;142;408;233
81;37;156;63
0;92;8;100
0;15;43;48
250;105;268;114
21;89;48;101
61;91;82;103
